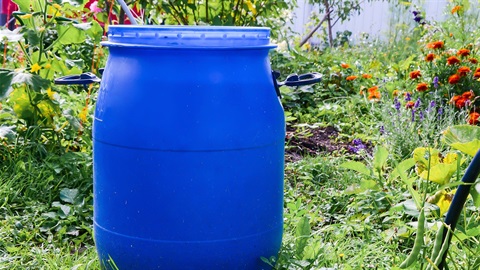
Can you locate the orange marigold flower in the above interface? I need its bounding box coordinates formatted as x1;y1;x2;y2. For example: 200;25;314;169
392;90;400;96
362;74;372;79
426;41;444;49
469;112;480;125
447;56;461;65
346;75;358;81
410;70;421;79
451;5;462;14
448;74;461;84
405;101;415;109
474;71;480;79
462;91;474;99
368;90;381;100
476;67;480;73
457;48;470;57
425;53;435;62
341;63;350;68
416;82;428;92
458;66;471;77
368;86;378;92
469;58;478;64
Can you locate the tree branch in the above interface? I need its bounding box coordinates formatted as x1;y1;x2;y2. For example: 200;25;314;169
299;8;334;47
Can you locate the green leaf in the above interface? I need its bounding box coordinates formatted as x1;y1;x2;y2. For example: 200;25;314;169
60;188;79;204
56;24;86;45
340;161;370;176
0;69;14;99
25;29;40;47
470;183;480;207
9;87;35;122
12;0;30;12
295;216;311;257
443;125;480;156
373;146;388;173
9;70;50;91
87;21;104;43
389;158;415;181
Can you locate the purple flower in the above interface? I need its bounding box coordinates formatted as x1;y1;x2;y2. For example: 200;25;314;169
394;97;401;111
411;109;416;122
414;98;421;109
412;11;425;25
429;100;436;108
433;76;439;88
419;111;424;120
349;139;366;153
380;125;385;134
405;92;412;101
438;107;443;117
353;138;363;145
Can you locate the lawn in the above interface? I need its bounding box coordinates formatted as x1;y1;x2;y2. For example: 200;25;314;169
1;0;480;269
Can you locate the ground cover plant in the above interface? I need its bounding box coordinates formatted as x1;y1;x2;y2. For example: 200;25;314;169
1;0;480;269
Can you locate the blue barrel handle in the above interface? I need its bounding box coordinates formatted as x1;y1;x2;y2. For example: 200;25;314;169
54;72;101;85
272;70;322;98
282;72;322;87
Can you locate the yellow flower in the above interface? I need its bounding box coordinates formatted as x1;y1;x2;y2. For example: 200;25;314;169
19;14;32;19
246;0;257;16
79;107;88;123
44;63;51;69
52;3;62;10
30;63;42;73
46;88;55;100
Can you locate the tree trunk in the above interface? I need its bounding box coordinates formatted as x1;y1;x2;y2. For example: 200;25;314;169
323;0;334;47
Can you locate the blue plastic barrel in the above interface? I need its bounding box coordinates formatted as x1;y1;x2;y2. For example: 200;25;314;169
93;26;285;269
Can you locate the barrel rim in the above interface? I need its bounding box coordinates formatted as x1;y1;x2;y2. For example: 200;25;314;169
104;25;276;49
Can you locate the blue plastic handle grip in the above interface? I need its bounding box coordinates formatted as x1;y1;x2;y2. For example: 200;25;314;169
54;72;101;85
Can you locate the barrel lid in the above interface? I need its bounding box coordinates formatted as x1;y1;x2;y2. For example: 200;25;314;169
103;25;276;49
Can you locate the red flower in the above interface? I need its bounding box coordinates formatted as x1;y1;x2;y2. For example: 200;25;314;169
426;41;444;49
469;58;478;64
410;70;422;79
451;95;468;109
447;56;461;65
346;75;358;81
458;66;471;77
341;63;350;68
405;101;415;109
448;74;461;84
462;91;474;99
474;71;480;79
469;112;480;125
416;82;428;92
362;74;372;79
425;53;435;62
457;49;470;57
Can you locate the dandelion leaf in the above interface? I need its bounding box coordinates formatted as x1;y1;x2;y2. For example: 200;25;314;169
295;216;311;258
443;125;480;156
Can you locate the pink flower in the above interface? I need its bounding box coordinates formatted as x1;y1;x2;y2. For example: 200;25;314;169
89;1;102;13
